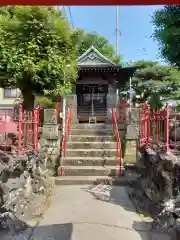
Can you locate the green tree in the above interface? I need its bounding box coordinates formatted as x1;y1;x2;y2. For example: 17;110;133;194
120;60;180;103
76;30;122;64
0;6;79;109
149;92;163;110
152;6;180;67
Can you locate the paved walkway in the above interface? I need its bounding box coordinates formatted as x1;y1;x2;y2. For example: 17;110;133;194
31;185;170;240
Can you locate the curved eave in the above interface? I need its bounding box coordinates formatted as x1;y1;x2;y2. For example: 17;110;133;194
116;66;137;80
78;65;137;74
78;65;120;73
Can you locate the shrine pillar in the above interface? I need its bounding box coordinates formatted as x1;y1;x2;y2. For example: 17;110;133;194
71;86;78;123
106;79;117;123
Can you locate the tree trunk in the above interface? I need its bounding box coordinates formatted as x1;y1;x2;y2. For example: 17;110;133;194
21;90;35;110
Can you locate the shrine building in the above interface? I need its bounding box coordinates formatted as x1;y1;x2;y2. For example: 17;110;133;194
69;46;136;123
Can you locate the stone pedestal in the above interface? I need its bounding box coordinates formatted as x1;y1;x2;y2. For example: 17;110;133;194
44;109;57;124
39;108;61;176
42;124;59;140
123;123;140;165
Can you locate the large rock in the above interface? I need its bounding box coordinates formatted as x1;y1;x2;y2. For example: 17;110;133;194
0;150;54;235
134;147;180;233
170;126;180;141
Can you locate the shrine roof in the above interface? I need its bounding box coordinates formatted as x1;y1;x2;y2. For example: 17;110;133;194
77;46;116;67
77;46;137;75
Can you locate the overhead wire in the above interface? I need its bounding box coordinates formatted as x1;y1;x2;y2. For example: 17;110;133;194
67;6;74;28
62;6;67;20
62;7;149;61
62;7;118;50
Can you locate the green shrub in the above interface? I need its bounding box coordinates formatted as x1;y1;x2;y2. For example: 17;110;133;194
35;96;55;108
149;92;163;111
176;101;180;112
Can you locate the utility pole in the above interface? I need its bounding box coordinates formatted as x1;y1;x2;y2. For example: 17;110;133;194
129;77;132;112
116;6;119;106
116;6;119;57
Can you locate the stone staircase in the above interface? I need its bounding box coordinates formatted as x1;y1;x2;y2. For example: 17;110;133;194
56;123;125;185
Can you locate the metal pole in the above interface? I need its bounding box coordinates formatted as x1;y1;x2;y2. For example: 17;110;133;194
116;6;119;108
129;77;132;112
116;6;119;57
91;86;94;117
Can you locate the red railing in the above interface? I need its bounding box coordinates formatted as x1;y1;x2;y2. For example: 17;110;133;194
60;96;73;176
111;101;122;177
139;103;150;147
0;106;39;155
149;107;178;153
139;105;180;153
116;99;180;154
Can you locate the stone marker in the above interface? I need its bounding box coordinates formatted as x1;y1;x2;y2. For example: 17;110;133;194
129;108;140;123
42;125;59;140
126;124;140;140
44;109;57;125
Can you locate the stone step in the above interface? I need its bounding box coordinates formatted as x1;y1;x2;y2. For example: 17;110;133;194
119;130;126;138
66;141;116;149
62;157;119;166
66;149;117;158
71;123;113;130
55;175;131;185
61;165;118;176
69;135;115;142
70;128;113;136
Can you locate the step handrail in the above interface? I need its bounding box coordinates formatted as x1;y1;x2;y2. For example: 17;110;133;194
111;103;123;177
60;96;73;176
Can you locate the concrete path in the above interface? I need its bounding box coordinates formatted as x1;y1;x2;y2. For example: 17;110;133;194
31;185;170;240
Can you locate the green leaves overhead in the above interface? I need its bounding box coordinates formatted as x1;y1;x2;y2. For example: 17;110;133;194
0;6;124;109
120;60;180;103
152;6;180;67
76;30;122;64
0;6;79;109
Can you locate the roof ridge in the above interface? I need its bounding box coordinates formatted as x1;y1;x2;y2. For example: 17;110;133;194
77;46;117;66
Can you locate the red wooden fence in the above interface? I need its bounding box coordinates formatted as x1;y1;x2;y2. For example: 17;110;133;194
0;106;39;155
139;105;180;153
117;99;180;153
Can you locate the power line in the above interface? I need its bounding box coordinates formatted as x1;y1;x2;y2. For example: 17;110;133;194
62;6;67;20
116;6;119;57
121;48;147;56
67;6;74;28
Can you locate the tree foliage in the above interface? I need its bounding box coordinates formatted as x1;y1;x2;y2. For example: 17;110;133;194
0;6;79;109
149;92;163;110
76;30;122;64
152;6;180;66
120;60;180;103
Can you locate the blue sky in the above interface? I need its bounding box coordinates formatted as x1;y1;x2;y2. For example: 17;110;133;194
63;6;164;63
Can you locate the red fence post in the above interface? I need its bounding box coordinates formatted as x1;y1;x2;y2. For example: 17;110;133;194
146;104;150;144
33;108;39;152
164;107;169;152
18;105;23;155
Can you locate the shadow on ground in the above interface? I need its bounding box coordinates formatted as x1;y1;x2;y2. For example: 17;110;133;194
1;222;73;240
82;184;171;240
29;223;73;240
82;184;140;213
